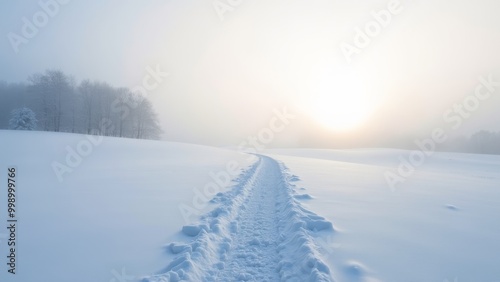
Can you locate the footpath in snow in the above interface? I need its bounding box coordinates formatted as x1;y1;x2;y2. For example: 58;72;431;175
143;155;334;281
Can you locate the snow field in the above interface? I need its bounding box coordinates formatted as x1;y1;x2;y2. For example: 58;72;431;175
0;130;254;282
143;155;334;281
265;149;500;282
2;130;499;282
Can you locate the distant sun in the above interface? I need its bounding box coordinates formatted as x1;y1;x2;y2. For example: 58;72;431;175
305;66;373;132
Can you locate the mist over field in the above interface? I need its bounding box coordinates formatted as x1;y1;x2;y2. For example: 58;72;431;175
1;1;500;282
1;0;500;151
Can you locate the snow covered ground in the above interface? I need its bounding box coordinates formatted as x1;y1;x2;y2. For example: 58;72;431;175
265;149;500;282
1;131;499;282
0;130;254;282
144;155;333;282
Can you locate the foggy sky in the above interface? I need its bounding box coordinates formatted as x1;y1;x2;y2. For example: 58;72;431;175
1;0;500;149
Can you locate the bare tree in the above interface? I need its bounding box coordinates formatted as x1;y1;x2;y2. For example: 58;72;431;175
133;98;162;140
28;70;73;132
3;69;162;141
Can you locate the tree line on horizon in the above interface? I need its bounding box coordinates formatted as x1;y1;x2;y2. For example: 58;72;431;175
1;71;499;155
442;130;500;155
0;70;162;140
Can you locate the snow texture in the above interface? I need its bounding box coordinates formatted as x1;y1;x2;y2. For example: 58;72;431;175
142;155;334;282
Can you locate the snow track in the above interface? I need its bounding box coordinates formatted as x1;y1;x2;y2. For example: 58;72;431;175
143;155;334;282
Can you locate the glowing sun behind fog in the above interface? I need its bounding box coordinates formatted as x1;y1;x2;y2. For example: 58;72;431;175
301;65;375;132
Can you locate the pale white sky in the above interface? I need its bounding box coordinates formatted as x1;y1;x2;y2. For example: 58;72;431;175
1;0;499;148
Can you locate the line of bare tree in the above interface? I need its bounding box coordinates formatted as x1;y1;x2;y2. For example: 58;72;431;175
442;130;500;155
0;70;162;139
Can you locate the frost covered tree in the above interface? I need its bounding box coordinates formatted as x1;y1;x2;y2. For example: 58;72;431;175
2;69;162;140
28;70;73;132
8;107;38;130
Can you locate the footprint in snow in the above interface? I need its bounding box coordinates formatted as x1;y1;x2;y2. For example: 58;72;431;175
343;261;381;282
294;194;313;200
